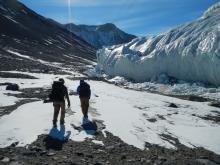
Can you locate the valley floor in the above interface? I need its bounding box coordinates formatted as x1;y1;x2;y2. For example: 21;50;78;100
0;71;220;165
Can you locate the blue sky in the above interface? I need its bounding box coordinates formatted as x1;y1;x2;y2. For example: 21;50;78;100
18;0;219;36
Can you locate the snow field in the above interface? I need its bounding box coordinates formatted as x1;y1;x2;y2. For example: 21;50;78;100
0;71;220;154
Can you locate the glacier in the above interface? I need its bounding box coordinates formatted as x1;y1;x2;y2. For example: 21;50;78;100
96;3;220;86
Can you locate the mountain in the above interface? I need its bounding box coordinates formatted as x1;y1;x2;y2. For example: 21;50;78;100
96;3;220;86
65;23;136;49
0;0;96;73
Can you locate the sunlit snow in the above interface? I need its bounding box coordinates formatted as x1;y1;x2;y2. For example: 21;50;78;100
0;72;220;154
0;86;20;107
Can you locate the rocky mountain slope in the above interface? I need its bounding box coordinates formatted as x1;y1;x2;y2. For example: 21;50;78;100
0;0;96;73
65;23;136;49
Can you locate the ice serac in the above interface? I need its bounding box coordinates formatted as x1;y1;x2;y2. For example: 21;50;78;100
96;3;220;86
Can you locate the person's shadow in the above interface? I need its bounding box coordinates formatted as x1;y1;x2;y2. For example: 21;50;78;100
81;117;97;135
44;125;71;150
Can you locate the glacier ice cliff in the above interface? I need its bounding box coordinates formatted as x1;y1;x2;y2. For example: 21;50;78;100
96;3;220;86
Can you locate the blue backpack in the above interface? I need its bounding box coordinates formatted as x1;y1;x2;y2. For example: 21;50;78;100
79;82;90;98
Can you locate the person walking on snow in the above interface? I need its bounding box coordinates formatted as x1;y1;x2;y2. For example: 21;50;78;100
77;80;91;118
50;78;70;127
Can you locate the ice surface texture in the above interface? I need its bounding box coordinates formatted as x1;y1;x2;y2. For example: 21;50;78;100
97;3;220;86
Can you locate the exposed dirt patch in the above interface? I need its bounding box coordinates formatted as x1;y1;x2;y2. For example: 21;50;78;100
209;101;220;108
0;131;220;165
198;114;220;124
0;72;38;79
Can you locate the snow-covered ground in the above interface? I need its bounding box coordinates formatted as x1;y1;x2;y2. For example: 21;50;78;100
0;86;20;107
96;2;220;86
0;71;84;89
0;71;220;155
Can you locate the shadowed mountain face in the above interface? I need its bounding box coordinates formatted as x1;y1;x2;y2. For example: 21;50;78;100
65;23;136;49
0;0;96;73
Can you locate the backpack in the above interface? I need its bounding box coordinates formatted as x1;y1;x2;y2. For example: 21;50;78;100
6;83;19;91
79;82;90;98
49;81;65;101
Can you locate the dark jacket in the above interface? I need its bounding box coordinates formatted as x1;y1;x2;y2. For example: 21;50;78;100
77;82;91;99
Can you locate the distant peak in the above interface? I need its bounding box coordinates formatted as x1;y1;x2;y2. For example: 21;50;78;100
102;23;116;28
97;23;117;31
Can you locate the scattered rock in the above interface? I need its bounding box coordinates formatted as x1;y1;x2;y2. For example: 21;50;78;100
127;159;135;162
105;145;115;151
52;157;59;161
94;94;99;97
146;159;151;163
0;82;12;86
30;146;42;152
196;158;219;165
168;103;178;108
0;130;219;165
147;118;157;122
198;115;220;123
86;154;93;158
120;154;126;160
140;158;146;162
23;151;36;156
40;150;47;156
61;156;68;159
1;156;10;163
75;152;84;157
8;161;23;165
10;142;19;147
188;95;208;102
93;163;104;165
208;101;220;108
157;114;166;120
46;152;56;156
158;156;167;162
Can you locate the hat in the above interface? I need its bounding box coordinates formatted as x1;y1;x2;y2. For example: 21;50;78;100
59;78;65;84
80;80;84;84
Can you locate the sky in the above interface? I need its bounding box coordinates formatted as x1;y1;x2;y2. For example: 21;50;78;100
18;0;219;36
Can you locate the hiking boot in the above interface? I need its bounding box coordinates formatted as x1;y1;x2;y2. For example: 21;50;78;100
84;114;88;118
60;120;65;125
53;120;57;127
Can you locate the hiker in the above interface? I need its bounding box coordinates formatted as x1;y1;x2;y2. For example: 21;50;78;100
50;78;70;127
77;80;91;118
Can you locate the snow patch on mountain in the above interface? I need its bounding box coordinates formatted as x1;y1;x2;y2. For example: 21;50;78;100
96;3;220;86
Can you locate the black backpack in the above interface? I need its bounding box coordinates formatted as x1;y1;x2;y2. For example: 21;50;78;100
49;81;65;101
79;82;90;98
